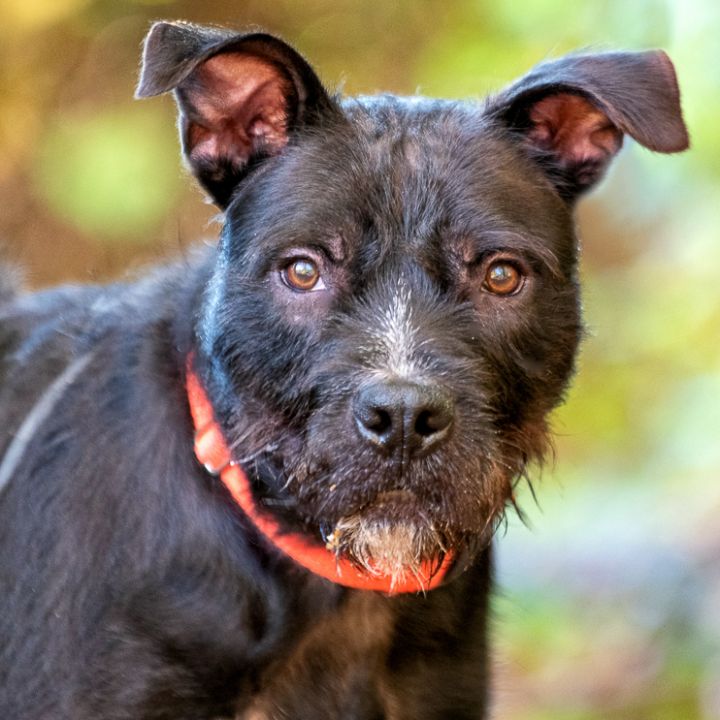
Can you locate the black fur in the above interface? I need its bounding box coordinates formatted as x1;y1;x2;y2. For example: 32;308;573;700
0;22;688;720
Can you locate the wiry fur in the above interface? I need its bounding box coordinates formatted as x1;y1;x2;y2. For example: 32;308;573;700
330;492;446;587
0;22;687;720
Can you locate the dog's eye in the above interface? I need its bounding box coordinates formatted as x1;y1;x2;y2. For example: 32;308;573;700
282;258;325;292
483;261;524;295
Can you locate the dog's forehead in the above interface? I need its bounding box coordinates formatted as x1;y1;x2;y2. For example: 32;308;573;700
340;97;556;228
334;95;569;236
342;95;497;181
226;93;573;273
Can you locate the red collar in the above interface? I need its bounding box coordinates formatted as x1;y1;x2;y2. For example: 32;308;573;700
186;361;453;594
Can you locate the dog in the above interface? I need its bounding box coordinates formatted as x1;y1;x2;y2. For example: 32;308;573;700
0;20;688;720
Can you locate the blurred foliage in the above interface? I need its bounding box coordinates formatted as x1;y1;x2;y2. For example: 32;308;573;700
35;107;182;239
0;0;718;718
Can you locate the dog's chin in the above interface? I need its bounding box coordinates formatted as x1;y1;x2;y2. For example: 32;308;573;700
328;491;450;587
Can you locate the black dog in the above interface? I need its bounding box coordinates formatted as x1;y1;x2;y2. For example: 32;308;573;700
0;21;688;720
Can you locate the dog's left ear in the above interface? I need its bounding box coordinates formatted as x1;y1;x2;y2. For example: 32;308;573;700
136;21;337;208
489;50;689;200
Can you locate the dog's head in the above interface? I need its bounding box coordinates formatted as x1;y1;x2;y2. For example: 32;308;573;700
138;22;688;583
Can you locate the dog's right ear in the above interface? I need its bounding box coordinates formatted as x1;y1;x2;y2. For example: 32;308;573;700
136;21;336;208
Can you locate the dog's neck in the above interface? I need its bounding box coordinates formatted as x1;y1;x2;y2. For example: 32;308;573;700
185;356;454;595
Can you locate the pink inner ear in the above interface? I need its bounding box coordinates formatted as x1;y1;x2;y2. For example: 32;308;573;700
527;93;623;167
182;52;293;171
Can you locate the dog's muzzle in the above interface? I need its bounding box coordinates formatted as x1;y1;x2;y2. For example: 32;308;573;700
353;380;454;459
186;357;456;594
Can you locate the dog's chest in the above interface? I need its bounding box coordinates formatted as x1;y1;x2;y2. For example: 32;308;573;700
240;591;396;719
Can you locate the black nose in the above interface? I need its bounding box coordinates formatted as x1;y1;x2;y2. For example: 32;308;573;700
353;380;454;457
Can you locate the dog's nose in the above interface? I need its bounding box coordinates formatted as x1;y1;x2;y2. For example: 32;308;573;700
353;381;454;457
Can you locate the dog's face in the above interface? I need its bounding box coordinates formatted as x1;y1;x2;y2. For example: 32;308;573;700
138;22;687;582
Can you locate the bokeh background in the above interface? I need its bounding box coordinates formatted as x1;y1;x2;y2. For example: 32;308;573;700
1;1;718;717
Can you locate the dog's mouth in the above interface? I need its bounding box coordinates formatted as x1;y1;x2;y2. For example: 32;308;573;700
323;490;451;585
239;399;521;588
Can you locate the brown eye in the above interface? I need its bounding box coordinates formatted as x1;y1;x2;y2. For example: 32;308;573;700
483;261;523;295
283;258;324;292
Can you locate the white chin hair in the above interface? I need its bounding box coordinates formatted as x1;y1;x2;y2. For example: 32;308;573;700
331;513;444;588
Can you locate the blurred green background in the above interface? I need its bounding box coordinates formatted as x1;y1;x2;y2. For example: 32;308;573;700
1;1;718;717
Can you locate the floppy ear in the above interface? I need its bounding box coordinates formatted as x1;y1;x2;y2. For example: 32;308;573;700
136;21;337;208
489;50;689;200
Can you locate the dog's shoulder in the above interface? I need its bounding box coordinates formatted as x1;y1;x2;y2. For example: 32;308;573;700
0;251;221;588
0;251;213;466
